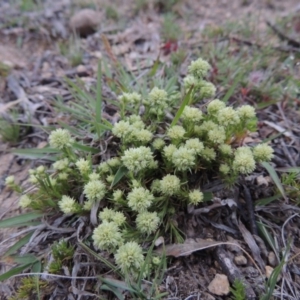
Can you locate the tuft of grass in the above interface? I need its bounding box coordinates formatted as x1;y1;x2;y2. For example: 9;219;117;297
230;279;247;300
161;13;181;42
0;110;22;144
105;5;119;21
58;36;83;67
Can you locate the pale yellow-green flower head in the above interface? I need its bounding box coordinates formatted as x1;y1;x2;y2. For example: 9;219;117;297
185;138;204;155
106;157;121;168
219;144;233;156
5;175;15;186
83;180;106;202
92;221;123;251
99;208;126;226
183;75;197;90
19;195;32;208
98;162;110;174
112;120;133;139
207;99;226;115
217;107;240;127
172;146;196;171
36;166;46;174
237;105;256;119
201;147;216;161
163;144;177;161
198;81;216;99
121;146;155;173
188;58;211;79
148;87;168;106
75;158;90;175
89;172;100;181
219;164;230;174
253;144;274;162
167;125;186;141
119;92;142;106
127;187;154;212
188;190;204;205
131;128;153;144
58;195;78;214
112;189;123;202
52;158;69;171
208;126;226;144
136;211;160;235
159;174;181;196
181;106;203;123
49;129;74;150
152;138;165;150
232;147;256;174
115;242;144;275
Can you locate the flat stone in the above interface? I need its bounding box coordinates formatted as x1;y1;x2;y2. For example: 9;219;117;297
234;255;247;266
208;274;230;296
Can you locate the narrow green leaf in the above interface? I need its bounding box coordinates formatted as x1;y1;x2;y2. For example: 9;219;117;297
4;232;33;257
101;284;125;300
222;71;243;104
64;77;95;104
72;142;99;154
101;118;113;130
171;86;194;127
96;60;102;129
149;57;160;77
0;263;32;281
79;241;119;274
12;148;59;160
110;166;128;188
0;213;43;228
32;260;42;273
261;162;286;200
255;194;281;206
256;221;277;253
101;277;135;293
10;254;38;264
203;192;213;202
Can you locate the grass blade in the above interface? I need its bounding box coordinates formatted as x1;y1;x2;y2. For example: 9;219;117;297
0;263;32;281
4;232;33;257
171;86;193;127
222;71;243;104
10;254;38;264
261;162;286;200
72;142;99;154
255;194;281;206
100;284;125;300
78;241;120;275
110;166;128;188
0;213;43;228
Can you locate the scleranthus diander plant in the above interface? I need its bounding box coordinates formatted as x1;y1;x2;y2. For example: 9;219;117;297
6;57;274;284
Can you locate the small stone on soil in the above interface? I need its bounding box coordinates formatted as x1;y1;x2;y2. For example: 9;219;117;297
208;273;230;296
69;9;102;37
234;255;247;265
268;251;277;267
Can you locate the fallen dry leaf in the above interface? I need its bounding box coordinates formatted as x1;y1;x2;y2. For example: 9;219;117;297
156;238;220;257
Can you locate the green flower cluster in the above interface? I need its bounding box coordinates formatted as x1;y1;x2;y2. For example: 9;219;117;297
8;57;274;280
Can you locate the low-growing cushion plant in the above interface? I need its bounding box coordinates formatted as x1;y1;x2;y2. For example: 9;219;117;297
4;58;274;297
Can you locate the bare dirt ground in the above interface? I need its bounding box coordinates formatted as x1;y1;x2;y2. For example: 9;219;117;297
1;0;300;299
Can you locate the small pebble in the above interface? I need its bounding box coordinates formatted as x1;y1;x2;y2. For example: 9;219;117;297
208;274;230;296
234;255;247;266
268;251;277;267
